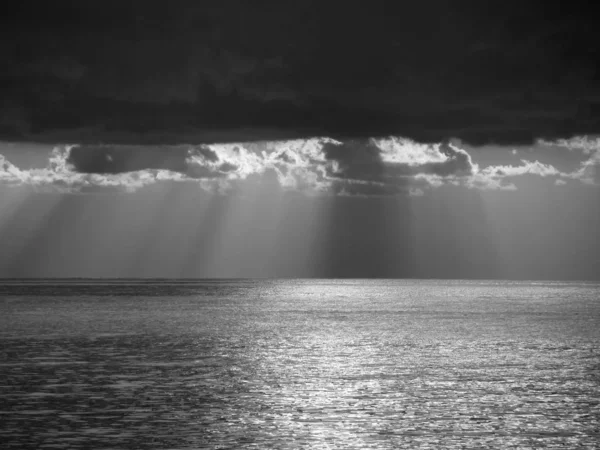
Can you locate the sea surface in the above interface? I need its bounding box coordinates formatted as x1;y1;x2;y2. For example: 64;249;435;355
1;279;599;449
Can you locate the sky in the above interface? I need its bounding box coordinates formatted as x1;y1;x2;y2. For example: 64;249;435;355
1;1;599;279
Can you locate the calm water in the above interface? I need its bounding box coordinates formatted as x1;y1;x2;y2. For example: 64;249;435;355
1;279;599;449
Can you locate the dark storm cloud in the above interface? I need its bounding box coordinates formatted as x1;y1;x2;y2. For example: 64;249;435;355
66;144;223;179
322;140;383;180
322;139;476;183
2;1;599;146
67;145;190;174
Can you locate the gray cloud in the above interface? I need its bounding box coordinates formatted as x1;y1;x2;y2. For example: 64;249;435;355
1;2;599;145
1;136;596;195
540;136;600;186
319;138;478;195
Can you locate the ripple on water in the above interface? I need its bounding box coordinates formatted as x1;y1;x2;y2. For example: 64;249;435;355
0;280;599;448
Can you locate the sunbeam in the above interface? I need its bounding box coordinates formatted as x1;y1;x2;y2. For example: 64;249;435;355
2;3;600;448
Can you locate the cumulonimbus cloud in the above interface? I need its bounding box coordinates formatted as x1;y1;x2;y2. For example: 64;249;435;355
1;136;597;195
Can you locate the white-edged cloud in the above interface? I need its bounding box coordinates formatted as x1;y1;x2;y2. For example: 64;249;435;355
539;136;600;186
1;136;597;195
539;136;600;155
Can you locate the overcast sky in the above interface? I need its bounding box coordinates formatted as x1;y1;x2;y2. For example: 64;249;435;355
1;1;599;279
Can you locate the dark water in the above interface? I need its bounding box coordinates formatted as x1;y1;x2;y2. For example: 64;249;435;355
1;279;599;449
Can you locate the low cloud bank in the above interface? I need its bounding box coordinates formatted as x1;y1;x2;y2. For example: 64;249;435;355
1;136;598;195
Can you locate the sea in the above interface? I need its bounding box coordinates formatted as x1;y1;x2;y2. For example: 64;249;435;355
1;279;599;449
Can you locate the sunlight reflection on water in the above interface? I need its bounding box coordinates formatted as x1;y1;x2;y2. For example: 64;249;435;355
1;279;599;448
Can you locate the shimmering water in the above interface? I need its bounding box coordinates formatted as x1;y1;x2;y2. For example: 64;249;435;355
1;279;599;449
